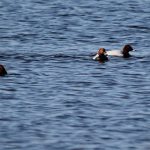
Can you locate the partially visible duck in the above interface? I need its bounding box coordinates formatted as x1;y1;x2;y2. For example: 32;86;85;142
0;64;7;76
107;44;134;58
93;48;109;62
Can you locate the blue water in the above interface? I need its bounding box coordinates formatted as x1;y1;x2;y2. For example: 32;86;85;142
0;0;150;149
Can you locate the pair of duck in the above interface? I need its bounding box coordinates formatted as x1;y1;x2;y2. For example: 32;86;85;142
93;44;134;62
0;44;134;76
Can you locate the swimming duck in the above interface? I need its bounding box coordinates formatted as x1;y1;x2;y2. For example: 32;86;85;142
93;48;109;62
107;44;134;58
0;64;7;76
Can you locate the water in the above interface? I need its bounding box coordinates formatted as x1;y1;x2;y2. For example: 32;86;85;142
0;0;150;149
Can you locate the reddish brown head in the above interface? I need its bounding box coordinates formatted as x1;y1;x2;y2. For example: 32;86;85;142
0;65;7;76
97;48;106;55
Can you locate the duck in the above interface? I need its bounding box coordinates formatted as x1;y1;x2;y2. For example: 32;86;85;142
0;64;7;76
106;44;134;58
93;48;109;62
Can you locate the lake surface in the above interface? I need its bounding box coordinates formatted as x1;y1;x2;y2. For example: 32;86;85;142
0;0;150;149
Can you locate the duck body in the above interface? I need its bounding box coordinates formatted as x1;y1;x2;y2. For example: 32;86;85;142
107;44;133;58
106;50;123;57
93;53;108;61
0;65;7;76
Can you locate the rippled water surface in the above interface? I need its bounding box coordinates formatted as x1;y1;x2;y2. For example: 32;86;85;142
0;0;150;149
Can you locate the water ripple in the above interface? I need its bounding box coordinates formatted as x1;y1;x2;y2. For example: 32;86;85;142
0;0;150;150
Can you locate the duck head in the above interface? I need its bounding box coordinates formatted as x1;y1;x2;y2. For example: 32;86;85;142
97;48;107;55
122;44;133;58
